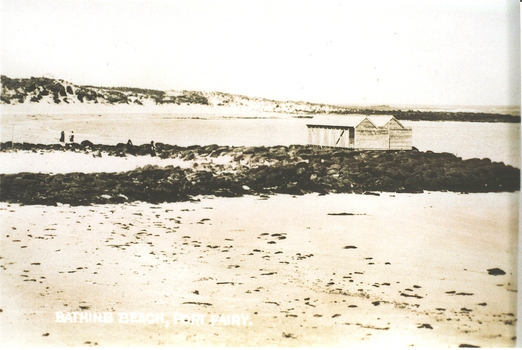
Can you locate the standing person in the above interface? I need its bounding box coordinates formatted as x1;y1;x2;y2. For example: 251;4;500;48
69;131;74;143
150;141;156;157
59;131;65;143
126;139;135;155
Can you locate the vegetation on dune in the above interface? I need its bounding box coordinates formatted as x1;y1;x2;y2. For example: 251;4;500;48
1;75;519;122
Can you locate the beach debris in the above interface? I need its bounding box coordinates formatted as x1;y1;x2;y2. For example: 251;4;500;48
487;268;506;276
417;323;433;329
363;191;380;196
458;344;480;348
182;302;212;306
342;246;357;249
295;253;313;260
264;301;280;306
400;292;423;299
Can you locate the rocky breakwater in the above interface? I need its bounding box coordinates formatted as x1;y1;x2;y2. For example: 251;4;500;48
0;142;520;205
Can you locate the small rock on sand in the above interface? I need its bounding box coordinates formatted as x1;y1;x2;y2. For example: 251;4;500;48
487;268;506;276
458;344;480;348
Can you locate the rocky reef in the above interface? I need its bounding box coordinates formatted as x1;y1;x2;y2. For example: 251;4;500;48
0;142;519;205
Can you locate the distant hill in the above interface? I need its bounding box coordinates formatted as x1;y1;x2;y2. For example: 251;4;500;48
0;75;336;114
1;75;519;122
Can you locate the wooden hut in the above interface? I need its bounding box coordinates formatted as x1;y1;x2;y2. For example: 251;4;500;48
306;115;412;150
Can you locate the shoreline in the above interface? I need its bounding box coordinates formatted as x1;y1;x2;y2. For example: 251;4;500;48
1;104;520;122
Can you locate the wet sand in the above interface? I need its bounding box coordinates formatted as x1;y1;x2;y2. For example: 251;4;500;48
0;192;517;347
0;149;228;174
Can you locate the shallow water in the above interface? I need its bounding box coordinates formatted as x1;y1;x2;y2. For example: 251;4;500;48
1;114;520;166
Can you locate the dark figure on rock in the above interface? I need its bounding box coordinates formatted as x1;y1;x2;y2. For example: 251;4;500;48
150;141;156;157
126;139;135;155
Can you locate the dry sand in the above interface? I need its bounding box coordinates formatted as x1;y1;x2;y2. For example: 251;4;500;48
0;191;518;347
0;150;236;175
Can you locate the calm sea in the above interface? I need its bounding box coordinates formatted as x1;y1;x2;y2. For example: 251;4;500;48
1;114;520;167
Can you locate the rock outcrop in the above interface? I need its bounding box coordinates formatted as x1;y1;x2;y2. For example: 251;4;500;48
1;142;519;205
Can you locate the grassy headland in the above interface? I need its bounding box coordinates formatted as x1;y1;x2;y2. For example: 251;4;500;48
1;76;519;122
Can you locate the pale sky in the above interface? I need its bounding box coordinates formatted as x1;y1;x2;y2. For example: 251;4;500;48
1;0;520;106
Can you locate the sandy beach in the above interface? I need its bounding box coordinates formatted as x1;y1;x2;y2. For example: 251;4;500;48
2;1;520;347
0;118;519;346
0;149;231;175
0;191;517;347
0;109;520;347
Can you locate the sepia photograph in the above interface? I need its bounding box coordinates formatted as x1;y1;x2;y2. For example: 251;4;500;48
0;0;520;347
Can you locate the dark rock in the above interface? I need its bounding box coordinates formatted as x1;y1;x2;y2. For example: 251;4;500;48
417;323;433;329
400;293;423;299
487;268;506;276
458;344;480;348
0;145;520;205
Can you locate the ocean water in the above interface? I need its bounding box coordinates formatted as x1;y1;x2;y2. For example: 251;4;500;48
1;114;520;167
